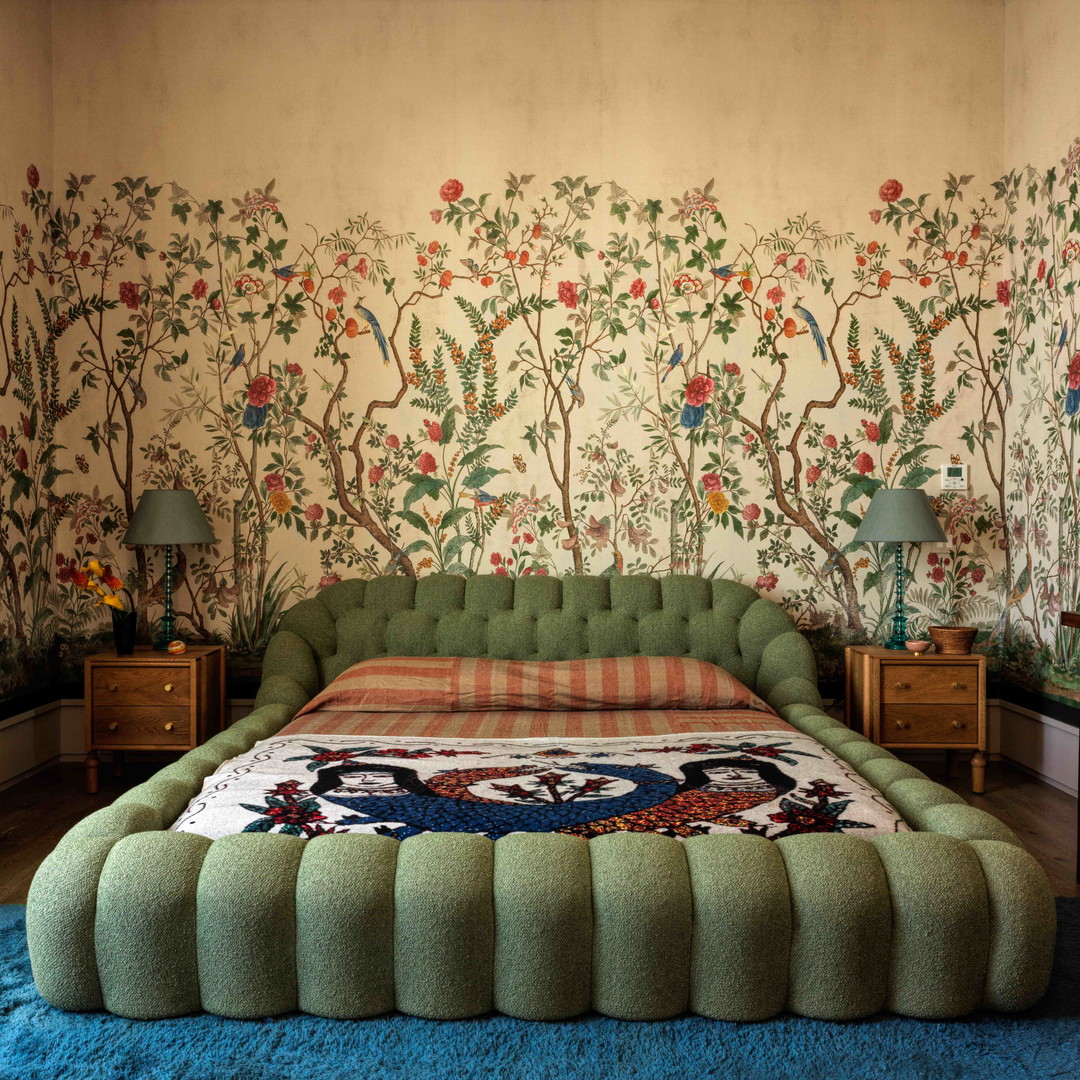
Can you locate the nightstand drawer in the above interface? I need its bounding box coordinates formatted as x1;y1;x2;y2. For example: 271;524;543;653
92;707;191;746
880;664;978;704
92;666;191;706
879;704;978;744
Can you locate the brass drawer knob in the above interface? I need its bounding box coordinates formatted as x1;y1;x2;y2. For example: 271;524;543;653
108;722;119;732
164;683;175;693
952;681;966;690
952;720;966;729
108;683;118;692
894;720;909;729
895;681;910;690
164;722;175;732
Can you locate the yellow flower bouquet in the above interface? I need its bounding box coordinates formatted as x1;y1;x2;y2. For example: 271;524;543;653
75;558;137;653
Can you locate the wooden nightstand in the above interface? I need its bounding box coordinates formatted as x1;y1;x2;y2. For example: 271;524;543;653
845;644;987;793
84;645;226;794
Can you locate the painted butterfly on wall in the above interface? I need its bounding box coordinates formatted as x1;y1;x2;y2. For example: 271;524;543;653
513;454;526;473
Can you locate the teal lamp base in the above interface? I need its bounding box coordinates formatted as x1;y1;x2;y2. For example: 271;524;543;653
883;541;909;650
154;543;176;650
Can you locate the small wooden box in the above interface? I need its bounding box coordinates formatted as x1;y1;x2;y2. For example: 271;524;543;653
84;645;226;794
845;644;987;792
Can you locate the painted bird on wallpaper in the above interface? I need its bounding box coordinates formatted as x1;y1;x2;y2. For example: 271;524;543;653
354;303;390;365
1056;323;1068;360
461;489;499;508
223;343;246;382
382;550;407;576
271;265;299;283
660;344;685;383
792;298;828;366
991;552;1033;639
564;373;585;408
708;265;739;283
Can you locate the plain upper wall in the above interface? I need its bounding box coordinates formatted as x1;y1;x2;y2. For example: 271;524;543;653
48;0;1006;229
0;0;52;202
1005;0;1080;165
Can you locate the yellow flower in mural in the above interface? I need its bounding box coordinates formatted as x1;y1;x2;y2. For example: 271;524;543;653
706;490;729;515
268;491;292;514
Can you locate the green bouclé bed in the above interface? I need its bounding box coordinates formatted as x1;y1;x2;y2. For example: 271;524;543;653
26;574;1056;1021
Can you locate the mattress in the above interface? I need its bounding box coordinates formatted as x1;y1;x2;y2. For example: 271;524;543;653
172;657;907;842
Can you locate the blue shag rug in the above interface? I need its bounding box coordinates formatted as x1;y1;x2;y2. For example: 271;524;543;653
0;901;1076;1080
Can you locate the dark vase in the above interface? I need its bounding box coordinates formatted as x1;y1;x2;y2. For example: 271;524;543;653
111;609;137;655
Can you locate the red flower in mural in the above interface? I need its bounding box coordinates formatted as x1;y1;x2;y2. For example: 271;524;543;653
878;271;892;288
854;452;875;475
418;452;437;475
490;552;503;566
806;465;822;484
742;503;761;522
247;374;278;407
119;281;141;310
701;472;723;492
861;419;880;442
16;447;28;471
823;434;838;449
328;285;346;307
724;362;740;375
319;574;342;588
756;573;779;592
869;209;882;224
1037;258;1047;282
997;280;1011;307
1068;351;1080;391
793;258;808;280
927;552;939;566
439;270;453;289
386;434;400;449
879;179;903;203
355;257;369;279
557;281;579;309
286;363;303;376
367;465;384;486
971;567;985;584
26;164;39;190
930;566;945;583
264;472;285;492
866;241;879;256
192;278;208;300
766;285;784;306
440;178;464;202
424;419;444;442
629;278;646;299
685;374;715;407
304;503;324;522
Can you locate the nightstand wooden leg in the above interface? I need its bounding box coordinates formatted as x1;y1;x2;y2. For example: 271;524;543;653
85;751;100;795
112;750;125;779
971;751;987;794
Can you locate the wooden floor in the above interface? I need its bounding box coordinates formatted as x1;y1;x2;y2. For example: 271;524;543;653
0;758;1076;903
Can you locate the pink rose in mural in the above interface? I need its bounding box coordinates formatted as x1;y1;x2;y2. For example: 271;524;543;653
328;285;346;307
854;452;875;475
440;178;464;202
869;209;882;224
335;252;351;266
685;374;715;407
264;472;285;492
304;504;324;522
766;285;785;306
806;465;822;484
701;472;723;492
368;465;385;486
355;257;369;278
418;451;437;475
724;362;740;375
119;281;141;310
742;503;761;522
430;209;443;224
557;281;579;309
629;278;646;299
861;419;880;442
996;280;1011;306
793;258;808;280
386;434;400;449
424;419;444;442
1068;351;1080;390
756;573;779;592
26;164;39;190
286;363;303;376
774;253;789;266
192;278;208;300
319;574;342;588
823;434;837;449
247;374;278;407
490;552;502;566
878;179;903;203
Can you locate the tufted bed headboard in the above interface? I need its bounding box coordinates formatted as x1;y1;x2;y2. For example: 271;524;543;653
254;573;824;721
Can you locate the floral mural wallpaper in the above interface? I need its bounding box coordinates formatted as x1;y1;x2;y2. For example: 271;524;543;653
1;141;1079;702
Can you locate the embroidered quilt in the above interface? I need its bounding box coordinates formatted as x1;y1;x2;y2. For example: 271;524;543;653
171;730;909;842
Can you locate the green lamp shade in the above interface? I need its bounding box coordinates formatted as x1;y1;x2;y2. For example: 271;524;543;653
852;488;946;544
122;489;216;546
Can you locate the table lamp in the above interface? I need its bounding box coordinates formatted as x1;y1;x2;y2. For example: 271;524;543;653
853;488;946;650
122;489;216;648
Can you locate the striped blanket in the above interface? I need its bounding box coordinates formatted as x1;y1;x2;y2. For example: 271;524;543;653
171;658;907;842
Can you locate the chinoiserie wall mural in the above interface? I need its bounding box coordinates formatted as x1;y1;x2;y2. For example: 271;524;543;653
0;0;1075;706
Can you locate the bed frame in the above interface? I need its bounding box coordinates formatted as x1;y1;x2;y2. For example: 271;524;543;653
27;574;1056;1020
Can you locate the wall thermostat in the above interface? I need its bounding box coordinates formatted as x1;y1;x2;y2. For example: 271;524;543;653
940;463;968;490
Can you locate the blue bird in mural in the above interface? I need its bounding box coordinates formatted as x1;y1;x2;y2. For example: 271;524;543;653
223;343;246;382
822;549;843;574
660;343;685;383
271;265;299;283
383;550;407;576
1056;323;1069;362
354;303;391;365
461;489;500;508
708;265;739;283
792;297;828;366
564;373;585;408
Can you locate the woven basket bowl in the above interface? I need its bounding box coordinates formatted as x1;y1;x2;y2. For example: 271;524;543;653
928;625;978;654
